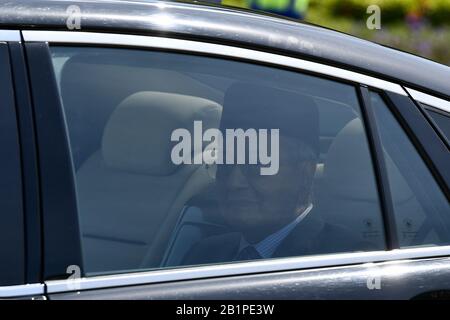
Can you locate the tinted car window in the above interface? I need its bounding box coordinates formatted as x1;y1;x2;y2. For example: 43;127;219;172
370;92;450;248
51;46;385;276
422;104;450;143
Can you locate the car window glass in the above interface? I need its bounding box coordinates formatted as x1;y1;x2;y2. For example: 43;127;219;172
421;103;450;143
370;92;450;248
51;46;386;276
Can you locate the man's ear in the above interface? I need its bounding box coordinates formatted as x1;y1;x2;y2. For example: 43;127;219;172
296;160;316;189
309;161;317;173
303;160;317;177
295;160;317;208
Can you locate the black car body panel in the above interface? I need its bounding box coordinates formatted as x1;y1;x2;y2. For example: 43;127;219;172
0;43;25;286
0;0;449;99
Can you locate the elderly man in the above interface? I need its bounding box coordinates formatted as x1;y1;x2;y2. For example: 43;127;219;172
182;83;360;264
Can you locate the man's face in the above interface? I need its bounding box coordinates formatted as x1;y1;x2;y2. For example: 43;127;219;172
216;135;316;243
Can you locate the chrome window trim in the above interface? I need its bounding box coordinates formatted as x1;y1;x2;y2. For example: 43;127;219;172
406;87;450;114
21;30;407;96
0;30;20;42
0;283;44;298
46;245;450;294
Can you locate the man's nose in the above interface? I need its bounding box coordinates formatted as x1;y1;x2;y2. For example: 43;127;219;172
227;165;250;188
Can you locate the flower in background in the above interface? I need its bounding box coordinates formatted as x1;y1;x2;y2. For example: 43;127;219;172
406;11;424;30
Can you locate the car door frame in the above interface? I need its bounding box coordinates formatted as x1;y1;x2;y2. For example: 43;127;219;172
21;30;450;300
0;30;44;299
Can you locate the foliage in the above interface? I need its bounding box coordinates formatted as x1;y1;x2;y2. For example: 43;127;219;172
306;0;450;65
219;0;450;65
311;0;450;25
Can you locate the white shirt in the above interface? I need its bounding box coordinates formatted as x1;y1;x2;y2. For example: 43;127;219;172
238;203;314;259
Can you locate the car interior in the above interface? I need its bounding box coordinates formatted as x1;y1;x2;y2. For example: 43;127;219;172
53;47;446;276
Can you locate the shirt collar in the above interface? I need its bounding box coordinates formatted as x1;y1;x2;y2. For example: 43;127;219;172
239;204;313;259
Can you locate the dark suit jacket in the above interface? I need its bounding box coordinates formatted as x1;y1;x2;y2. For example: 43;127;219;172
182;209;372;265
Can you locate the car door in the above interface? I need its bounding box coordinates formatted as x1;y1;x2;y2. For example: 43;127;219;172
0;30;43;300
22;30;450;300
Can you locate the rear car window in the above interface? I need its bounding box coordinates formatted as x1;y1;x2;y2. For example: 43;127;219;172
370;92;450;248
421;103;450;143
50;46;386;276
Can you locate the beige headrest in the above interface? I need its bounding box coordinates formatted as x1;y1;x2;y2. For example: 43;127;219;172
102;91;222;176
323;118;412;202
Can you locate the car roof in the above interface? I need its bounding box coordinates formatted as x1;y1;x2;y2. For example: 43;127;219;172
1;0;448;98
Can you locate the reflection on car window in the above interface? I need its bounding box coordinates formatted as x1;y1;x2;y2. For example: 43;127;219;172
422;103;450;143
370;92;450;248
51;46;385;276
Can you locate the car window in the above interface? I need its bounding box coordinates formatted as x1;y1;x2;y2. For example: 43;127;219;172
421;103;450;143
370;92;450;248
50;46;386;276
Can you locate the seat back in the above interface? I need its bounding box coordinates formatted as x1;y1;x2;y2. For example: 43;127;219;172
315;118;416;249
76;91;222;273
60;53;223;170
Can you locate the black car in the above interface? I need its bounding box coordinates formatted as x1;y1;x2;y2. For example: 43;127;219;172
0;0;449;300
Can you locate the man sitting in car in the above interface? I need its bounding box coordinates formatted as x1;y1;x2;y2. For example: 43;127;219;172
182;83;362;264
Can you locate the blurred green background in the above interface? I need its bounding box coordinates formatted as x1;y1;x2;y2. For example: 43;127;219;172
221;0;450;65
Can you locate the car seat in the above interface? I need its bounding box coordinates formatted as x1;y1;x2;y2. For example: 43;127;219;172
315;118;424;250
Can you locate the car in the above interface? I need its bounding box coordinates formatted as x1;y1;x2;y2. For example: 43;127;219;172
0;0;449;300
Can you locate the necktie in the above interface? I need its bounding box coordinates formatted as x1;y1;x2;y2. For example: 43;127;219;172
236;245;262;261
